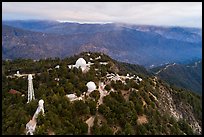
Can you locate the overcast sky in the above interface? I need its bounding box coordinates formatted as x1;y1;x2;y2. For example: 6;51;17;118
2;2;202;28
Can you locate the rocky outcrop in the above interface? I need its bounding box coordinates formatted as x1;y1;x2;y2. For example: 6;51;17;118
156;81;201;134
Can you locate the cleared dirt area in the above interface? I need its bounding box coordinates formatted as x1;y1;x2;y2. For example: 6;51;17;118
112;125;121;135
121;90;130;101
97;113;107;127
137;115;148;125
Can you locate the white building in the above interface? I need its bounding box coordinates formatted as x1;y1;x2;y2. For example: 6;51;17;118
68;58;92;72
14;70;20;77
75;58;87;71
86;81;97;93
95;56;101;60
55;65;60;69
100;62;108;65
54;78;60;81
66;94;77;101
136;76;142;82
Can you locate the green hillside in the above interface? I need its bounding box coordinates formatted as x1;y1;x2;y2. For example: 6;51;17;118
2;52;202;135
150;61;202;94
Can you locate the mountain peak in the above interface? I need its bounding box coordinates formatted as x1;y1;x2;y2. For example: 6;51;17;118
2;52;202;135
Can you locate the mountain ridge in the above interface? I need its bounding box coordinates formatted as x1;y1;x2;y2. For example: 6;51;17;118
150;60;202;94
2;21;202;67
2;52;202;135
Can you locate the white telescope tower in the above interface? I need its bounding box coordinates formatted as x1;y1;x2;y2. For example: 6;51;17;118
27;74;35;103
26;99;45;135
33;99;45;119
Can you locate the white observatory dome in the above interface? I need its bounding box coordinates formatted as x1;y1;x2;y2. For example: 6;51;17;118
38;99;44;107
75;58;87;71
86;81;96;93
28;74;33;80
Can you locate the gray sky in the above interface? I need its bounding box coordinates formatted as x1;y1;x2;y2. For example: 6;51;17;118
2;2;202;28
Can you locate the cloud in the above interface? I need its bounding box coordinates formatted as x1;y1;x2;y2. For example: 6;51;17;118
2;2;202;28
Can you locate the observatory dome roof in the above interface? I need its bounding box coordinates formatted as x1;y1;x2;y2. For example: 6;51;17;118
86;81;96;93
75;58;87;69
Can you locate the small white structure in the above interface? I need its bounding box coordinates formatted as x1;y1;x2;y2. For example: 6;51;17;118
99;82;105;90
88;62;94;65
33;99;45;119
78;97;83;100
14;70;20;77
26;118;37;135
95;56;101;60
86;81;97;93
66;94;77;101
27;74;35;103
55;65;60;69
68;65;72;69
136;76;142;82
112;74;121;81
54;78;60;81
125;74;135;79
100;62;108;65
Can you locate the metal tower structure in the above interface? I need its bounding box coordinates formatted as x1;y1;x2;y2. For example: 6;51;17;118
27;74;35;103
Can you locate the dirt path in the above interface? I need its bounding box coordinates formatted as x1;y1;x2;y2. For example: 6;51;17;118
96;81;109;109
86;116;95;135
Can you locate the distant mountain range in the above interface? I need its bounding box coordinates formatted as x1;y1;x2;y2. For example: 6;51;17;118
2;20;202;68
150;60;202;94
